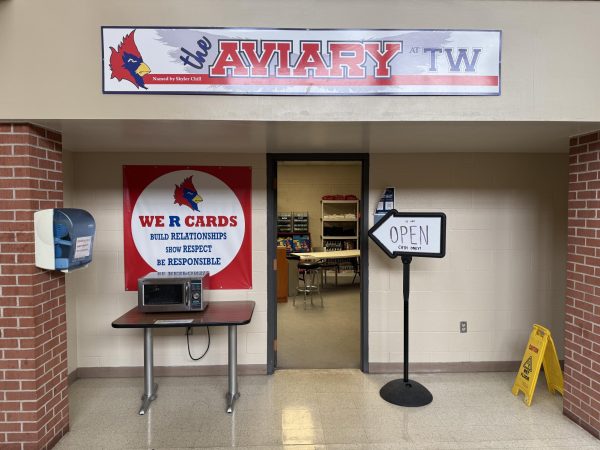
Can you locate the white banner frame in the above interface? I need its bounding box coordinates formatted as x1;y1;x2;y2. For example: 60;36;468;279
102;27;501;96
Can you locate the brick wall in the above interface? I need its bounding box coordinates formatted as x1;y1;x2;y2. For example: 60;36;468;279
565;131;600;439
0;124;68;449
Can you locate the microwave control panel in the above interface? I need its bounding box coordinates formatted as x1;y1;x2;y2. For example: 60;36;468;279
190;280;204;310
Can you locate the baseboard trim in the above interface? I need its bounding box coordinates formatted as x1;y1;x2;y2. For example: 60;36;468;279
71;364;267;381
369;361;522;374
67;369;78;386
68;360;560;382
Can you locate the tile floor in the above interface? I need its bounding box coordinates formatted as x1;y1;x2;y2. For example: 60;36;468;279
55;370;599;449
277;282;360;369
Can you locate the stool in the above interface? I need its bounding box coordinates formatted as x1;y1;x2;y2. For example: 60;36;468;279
294;261;323;309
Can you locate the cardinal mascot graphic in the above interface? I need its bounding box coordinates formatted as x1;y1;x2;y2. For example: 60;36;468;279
173;176;203;212
109;30;151;89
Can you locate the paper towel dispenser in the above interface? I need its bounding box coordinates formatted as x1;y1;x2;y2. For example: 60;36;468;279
34;208;96;272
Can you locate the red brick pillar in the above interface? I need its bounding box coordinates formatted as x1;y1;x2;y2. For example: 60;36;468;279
565;131;600;439
0;124;68;449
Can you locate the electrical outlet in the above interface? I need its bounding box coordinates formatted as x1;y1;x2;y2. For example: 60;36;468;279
460;321;467;333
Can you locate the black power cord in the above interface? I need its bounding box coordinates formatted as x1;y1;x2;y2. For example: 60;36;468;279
186;326;210;361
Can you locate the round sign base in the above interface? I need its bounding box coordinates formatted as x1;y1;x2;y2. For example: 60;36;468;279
379;379;433;407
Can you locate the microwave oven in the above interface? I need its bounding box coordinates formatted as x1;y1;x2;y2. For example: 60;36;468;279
138;272;209;313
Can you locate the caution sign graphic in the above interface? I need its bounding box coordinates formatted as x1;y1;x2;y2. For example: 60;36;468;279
523;356;533;375
512;324;563;406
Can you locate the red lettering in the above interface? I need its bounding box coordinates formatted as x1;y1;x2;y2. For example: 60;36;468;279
241;41;277;77
328;42;365;78
139;216;154;227
292;42;329;77
276;42;292;77
139;216;164;227
364;42;402;77
209;41;249;77
182;216;241;227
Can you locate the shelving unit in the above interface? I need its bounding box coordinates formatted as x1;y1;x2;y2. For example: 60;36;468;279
277;212;310;254
277;212;292;234
321;200;359;251
320;199;360;278
292;212;309;233
321;200;359;250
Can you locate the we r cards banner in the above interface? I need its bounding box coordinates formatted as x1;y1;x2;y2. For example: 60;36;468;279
102;27;501;96
123;166;252;290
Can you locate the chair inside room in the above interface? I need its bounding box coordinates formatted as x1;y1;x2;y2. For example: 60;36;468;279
351;256;360;284
288;254;323;309
313;246;339;286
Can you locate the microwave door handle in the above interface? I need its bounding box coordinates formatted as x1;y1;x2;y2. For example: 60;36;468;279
184;282;190;307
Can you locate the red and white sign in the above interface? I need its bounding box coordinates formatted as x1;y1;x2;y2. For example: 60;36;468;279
102;27;501;96
123;166;252;290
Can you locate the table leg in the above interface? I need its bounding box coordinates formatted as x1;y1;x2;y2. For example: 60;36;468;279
139;328;158;415
226;325;240;413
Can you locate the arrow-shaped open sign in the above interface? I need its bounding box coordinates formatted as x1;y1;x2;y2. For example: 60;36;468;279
368;209;447;407
368;210;446;259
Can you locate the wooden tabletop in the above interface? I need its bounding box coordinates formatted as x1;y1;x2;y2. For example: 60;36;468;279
291;249;360;260
112;301;255;329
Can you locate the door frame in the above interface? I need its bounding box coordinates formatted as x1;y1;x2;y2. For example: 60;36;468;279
266;153;370;374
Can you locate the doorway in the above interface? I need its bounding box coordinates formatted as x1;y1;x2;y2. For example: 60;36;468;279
266;153;369;373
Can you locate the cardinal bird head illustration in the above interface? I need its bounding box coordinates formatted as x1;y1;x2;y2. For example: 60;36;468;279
109;31;151;89
174;176;203;212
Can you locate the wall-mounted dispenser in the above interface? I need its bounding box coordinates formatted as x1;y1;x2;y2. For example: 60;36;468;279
34;208;96;272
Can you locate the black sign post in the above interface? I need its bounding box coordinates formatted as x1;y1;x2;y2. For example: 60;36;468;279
368;210;446;407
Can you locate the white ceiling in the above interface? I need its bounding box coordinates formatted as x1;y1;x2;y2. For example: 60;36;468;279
35;120;600;154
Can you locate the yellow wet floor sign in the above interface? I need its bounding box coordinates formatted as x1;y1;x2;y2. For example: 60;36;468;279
512;324;563;406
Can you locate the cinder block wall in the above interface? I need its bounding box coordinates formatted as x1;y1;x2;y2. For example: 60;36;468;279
369;153;568;365
0;124;68;449
66;152;267;371
565;131;600;439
